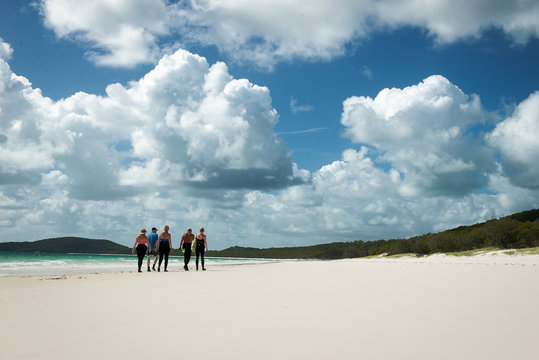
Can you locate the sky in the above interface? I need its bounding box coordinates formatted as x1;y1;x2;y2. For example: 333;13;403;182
0;0;538;249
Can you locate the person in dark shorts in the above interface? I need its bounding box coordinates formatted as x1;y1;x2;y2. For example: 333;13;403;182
156;225;172;272
132;228;149;273
147;227;159;271
194;227;208;271
179;228;194;271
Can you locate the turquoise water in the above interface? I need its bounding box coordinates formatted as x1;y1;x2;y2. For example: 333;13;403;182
0;252;274;278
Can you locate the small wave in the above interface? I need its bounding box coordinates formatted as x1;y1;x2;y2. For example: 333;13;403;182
0;260;68;268
0;253;272;278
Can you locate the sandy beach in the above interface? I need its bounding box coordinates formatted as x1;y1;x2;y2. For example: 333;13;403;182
1;256;539;360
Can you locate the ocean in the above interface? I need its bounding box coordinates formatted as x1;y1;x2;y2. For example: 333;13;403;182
0;252;275;278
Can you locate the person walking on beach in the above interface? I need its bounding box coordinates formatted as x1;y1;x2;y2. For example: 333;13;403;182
147;227;159;271
156;225;172;272
194;227;208;271
179;228;194;271
132;229;149;273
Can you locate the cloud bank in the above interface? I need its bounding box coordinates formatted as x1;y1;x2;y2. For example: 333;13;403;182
39;0;539;69
1;36;538;248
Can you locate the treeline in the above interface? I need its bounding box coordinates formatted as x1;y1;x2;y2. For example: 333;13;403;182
208;209;539;259
375;210;539;257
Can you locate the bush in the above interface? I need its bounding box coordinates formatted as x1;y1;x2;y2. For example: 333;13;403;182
484;218;520;248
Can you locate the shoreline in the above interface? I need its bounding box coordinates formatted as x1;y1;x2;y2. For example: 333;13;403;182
1;257;539;359
2;251;537;282
0;252;280;279
1;250;538;280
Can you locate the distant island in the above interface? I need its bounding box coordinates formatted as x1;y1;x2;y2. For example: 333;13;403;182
0;237;131;254
1;209;538;259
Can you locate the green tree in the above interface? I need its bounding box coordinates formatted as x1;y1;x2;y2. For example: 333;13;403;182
484;218;520;248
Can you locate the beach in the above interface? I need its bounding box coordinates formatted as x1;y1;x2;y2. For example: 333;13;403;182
1;255;539;360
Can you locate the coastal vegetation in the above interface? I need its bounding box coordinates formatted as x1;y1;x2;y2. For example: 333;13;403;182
1;209;538;259
207;209;539;259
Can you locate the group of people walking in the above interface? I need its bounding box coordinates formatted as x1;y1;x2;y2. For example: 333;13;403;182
132;225;208;273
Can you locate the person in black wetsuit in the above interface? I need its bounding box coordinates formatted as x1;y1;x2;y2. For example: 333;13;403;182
179;228;194;271
156;225;172;272
132;228;149;272
194;227;208;271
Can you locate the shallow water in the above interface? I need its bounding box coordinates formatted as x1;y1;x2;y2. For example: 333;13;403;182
0;252;275;278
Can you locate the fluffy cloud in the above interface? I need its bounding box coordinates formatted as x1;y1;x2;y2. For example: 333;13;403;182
39;0;539;68
0;60;58;182
1;36;538;248
114;53;300;190
0;43;301;198
174;0;539;68
341;75;494;196
373;0;539;44
487;91;539;188
173;0;373;69
229;76;539;247
40;0;168;67
232;147;519;247
0;40;308;244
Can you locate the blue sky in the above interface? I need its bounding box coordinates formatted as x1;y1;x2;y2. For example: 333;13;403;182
1;0;538;249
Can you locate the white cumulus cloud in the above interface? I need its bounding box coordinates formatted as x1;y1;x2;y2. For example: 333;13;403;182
0;37;292;245
222;76;538;247
0;43;304;244
373;0;539;44
176;0;539;68
341;75;494;196
1;46;301;197
38;0;539;68
40;0;168;67
487;91;539;188
234;146;522;247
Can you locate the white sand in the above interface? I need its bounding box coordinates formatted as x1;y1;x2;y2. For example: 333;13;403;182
1;256;539;360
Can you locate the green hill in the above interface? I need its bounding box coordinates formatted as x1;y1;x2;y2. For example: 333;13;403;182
207;209;539;259
0;237;130;254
